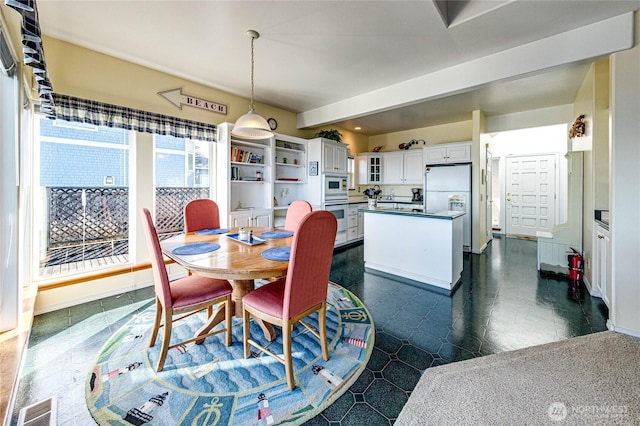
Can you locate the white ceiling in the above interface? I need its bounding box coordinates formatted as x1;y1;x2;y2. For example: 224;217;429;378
36;1;640;136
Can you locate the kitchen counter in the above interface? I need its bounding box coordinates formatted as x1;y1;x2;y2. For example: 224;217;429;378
348;196;423;206
360;206;464;219
362;208;464;292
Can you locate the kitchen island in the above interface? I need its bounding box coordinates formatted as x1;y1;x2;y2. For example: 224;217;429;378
361;207;464;292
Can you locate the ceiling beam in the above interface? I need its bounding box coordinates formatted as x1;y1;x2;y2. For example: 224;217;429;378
297;13;634;130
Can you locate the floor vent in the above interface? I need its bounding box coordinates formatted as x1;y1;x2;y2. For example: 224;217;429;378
17;397;57;426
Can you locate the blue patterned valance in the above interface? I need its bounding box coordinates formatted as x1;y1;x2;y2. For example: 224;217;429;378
5;0;53;113
51;93;217;142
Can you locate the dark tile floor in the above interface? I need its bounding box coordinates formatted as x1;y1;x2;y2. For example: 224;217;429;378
11;236;608;425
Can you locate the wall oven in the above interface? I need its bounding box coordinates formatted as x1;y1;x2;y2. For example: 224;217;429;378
324;175;348;203
324;202;348;233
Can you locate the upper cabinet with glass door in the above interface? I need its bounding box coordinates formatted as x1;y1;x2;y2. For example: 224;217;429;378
357;153;382;184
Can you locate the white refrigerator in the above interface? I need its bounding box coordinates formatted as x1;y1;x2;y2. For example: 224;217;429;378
424;164;471;252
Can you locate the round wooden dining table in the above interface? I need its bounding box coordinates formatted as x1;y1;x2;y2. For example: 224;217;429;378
161;227;292;342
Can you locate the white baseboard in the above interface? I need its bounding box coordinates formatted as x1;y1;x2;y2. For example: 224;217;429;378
34;270;191;315
610;323;640;338
472;242;487;254
582;276;603;298
34;281;152;315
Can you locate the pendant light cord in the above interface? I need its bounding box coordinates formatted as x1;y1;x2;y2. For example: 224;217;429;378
249;34;255;111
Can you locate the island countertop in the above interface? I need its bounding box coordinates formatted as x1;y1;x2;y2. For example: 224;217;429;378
360;207;465;220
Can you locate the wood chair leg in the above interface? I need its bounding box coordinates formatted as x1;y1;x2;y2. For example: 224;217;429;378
148;297;162;347
283;320;295;390
243;308;251;359
319;303;329;361
225;296;232;347
156;308;173;372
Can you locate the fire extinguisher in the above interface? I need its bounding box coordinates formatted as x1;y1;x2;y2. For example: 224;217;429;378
567;248;583;281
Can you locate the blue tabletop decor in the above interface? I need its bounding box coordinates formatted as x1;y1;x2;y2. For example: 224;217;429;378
260;230;293;239
194;228;229;235
261;246;291;261
172;242;220;255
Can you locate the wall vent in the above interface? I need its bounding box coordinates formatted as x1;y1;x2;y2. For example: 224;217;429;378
17;397;57;426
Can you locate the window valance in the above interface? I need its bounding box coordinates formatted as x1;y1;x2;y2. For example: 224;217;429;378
50;93;217;142
5;0;53;113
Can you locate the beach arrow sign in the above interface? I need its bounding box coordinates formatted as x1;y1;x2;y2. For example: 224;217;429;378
158;88;227;115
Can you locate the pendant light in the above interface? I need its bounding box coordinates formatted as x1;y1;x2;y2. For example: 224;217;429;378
232;30;273;140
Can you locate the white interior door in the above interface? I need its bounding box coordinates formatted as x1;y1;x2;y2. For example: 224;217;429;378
505;154;556;237
491;157;501;230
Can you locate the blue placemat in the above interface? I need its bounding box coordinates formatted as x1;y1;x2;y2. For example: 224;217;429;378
262;246;291;261
260;230;294;239
194;228;229;235
172;242;220;255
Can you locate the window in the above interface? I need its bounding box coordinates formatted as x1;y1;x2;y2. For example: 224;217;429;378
153;135;210;239
35;117;130;278
348;156;356;190
33;94;217;280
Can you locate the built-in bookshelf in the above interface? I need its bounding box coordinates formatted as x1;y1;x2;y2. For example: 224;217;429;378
216;125;310;229
216;123;273;228
273;134;308;226
229;139;269;183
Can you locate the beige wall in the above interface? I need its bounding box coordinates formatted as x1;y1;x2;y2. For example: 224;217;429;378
593;60;610;210
44;37;306;137
367;120;472;152
574;64;595;284
473;110;489;253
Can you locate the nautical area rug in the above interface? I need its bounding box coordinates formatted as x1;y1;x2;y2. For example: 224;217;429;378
86;282;374;425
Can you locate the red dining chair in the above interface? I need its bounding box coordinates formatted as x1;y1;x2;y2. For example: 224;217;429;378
283;200;313;232
141;208;232;372
242;210;337;390
184;199;221;233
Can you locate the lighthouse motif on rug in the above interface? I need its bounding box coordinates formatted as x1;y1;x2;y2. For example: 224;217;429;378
257;393;274;425
123;391;168;425
313;365;343;389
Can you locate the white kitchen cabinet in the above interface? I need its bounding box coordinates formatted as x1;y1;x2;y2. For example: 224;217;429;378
308;138;348;174
357;206;365;238
382;152;403;184
347;203;364;242
424;142;471;164
593;222;610;307
357;154;382;184
229;209;272;228
382;150;423;185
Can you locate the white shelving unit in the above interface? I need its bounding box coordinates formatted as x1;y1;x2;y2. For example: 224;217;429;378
273;134;308;227
216;123;273;228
